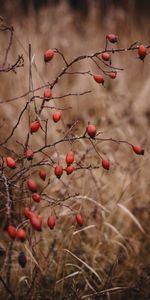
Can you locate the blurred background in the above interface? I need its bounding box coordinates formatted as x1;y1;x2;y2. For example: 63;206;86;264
1;0;150;18
0;1;150;299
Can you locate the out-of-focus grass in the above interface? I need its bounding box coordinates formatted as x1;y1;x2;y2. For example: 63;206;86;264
0;2;150;299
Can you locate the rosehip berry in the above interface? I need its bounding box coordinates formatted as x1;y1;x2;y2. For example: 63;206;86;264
47;216;56;230
93;74;104;84
106;33;118;43
6;157;16;169
32;193;41;203
30;121;40;133
24;207;30;218
66;151;74;165
44;49;54;62
30;215;42;231
43;88;52;100
24;207;33;219
101;52;110;61
26;179;37;192
7;225;17;239
86;123;97;138
16;228;26;242
108;71;117;79
18;252;27;268
66;165;74;175
53;111;61;123
76;214;83;226
138;45;147;60
102;159;110;170
25;149;33;160
39;169;46;181
132;145;144;155
55;165;63;179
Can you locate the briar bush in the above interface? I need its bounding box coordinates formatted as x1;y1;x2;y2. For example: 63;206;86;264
0;17;149;300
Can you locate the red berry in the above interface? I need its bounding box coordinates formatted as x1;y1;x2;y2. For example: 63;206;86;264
106;33;118;43
30;215;42;231
6;157;16;169
25;149;33;160
108;71;117;79
30;121;40;133
66;165;74;175
44;49;54;62
24;207;33;219
101;52;110;61
32;193;41;203
132;145;144;155
16;228;26;242
43;88;52;100
39;169;46;181
55;165;63;179
86;123;97;138
53;111;61;123
65;151;74;165
93;74;104;84
76;214;83;226
102;159;110;170
26;179;37;192
47;216;56;230
138;45;147;60
7;225;17;239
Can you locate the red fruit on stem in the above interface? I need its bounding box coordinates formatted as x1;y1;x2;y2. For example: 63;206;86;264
16;228;26;242
25;209;36;220
47;216;56;230
7;225;17;239
76;214;83;226
6;157;16;169
53;111;61;122
55;165;63;179
30;215;42;231
108;71;117;79
66;151;75;165
32;193;41;203
106;33;118;43
27;179;37;192
44;49;54;62
93;74;104;84
86;123;97;138
102;159;110;170
66;165;74;175
24;207;32;219
101;52;110;61
138;45;147;60
25;149;34;160
43;88;52;100
30;121;40;134
39;169;46;181
132;145;144;155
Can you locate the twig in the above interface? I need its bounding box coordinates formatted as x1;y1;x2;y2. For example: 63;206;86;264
0;274;16;300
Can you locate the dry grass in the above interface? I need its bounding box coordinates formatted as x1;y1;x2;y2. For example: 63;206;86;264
0;2;150;299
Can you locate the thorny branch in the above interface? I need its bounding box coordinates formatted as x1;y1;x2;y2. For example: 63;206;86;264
33;134;132;154
0;20;24;73
0;37;149;146
0;274;16;300
0;170;12;223
0;43;150;104
0;102;29;146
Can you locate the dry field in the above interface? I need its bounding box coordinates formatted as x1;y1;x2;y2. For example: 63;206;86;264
0;2;150;299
